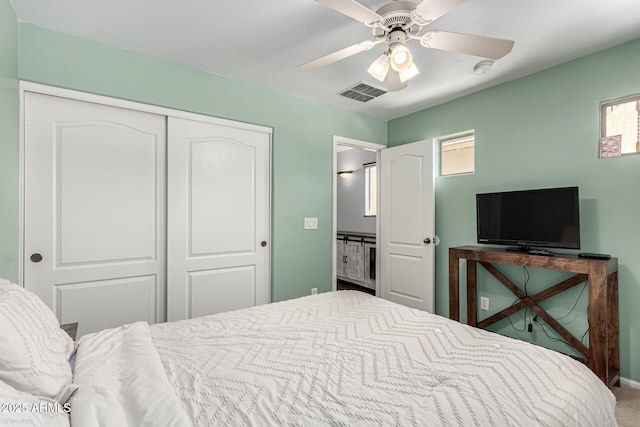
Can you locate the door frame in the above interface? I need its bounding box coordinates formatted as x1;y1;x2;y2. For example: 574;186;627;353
18;82;273;307
332;136;385;292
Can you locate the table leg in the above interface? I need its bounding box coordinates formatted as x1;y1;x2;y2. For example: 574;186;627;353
588;263;608;384
467;260;477;327
608;271;620;386
449;250;460;321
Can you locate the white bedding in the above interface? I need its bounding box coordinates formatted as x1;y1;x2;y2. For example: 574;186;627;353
72;291;617;426
70;322;191;427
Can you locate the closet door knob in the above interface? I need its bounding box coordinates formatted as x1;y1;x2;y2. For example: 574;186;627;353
261;241;267;247
30;253;43;263
423;238;432;244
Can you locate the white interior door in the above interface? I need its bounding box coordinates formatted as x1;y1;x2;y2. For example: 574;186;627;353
379;140;435;312
23;92;166;337
167;117;270;321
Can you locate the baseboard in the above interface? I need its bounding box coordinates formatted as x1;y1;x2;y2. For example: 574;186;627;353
620;377;640;389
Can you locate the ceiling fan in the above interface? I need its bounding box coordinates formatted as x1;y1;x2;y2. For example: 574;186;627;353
299;0;515;91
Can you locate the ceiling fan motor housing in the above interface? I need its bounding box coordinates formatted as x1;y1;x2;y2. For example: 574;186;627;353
372;1;422;41
375;1;416;28
388;28;408;43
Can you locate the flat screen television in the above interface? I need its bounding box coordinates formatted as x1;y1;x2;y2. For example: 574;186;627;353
476;186;580;251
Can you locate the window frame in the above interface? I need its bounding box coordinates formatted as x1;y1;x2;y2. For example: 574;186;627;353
364;162;377;217
438;130;475;177
600;93;640;157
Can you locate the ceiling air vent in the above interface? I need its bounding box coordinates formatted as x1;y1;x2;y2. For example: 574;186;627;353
338;82;387;102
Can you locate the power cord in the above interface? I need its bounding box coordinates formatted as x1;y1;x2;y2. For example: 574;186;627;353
507;267;531;333
523;266;532;333
580;327;589;344
532;315;590;349
554;281;588;321
506;300;527;332
534;319;572;347
509;267;587;338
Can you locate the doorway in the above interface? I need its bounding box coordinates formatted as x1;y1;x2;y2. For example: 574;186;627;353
332;136;437;313
332;136;385;295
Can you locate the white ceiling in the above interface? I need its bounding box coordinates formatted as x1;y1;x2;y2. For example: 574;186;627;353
10;0;640;120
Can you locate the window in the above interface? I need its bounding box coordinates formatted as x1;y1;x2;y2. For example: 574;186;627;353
364;162;376;216
601;94;640;156
439;131;475;176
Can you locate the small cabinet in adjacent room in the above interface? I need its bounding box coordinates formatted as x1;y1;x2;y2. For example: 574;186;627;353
337;233;375;292
364;243;376;289
336;242;346;278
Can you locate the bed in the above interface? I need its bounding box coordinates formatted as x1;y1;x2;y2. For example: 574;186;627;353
0;281;617;426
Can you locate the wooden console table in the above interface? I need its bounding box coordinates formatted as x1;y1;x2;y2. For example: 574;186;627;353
449;246;619;387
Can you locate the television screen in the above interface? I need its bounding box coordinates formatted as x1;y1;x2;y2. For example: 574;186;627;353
476;187;580;250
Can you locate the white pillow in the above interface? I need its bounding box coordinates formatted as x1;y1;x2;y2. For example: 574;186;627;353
0;380;70;427
0;280;75;399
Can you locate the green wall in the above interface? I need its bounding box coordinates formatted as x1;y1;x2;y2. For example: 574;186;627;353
389;38;640;382
0;0;19;282
12;23;387;301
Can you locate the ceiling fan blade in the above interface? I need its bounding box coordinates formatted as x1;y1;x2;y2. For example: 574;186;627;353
315;0;382;25
387;69;408;92
299;40;377;71
421;31;515;60
413;0;466;23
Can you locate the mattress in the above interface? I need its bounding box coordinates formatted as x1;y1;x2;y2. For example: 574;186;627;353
71;291;617;426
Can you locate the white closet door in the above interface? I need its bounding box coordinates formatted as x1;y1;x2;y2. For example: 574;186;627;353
379;140;435;313
23;92;166;337
167;117;270;321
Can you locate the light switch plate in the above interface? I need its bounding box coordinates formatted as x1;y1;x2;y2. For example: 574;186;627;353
304;217;318;229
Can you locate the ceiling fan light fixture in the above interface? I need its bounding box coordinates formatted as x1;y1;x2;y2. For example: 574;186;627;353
367;53;390;81
399;62;420;82
390;44;413;72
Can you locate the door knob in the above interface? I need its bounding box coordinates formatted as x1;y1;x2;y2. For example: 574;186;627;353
261;241;267;247
423;238;432;244
30;253;43;263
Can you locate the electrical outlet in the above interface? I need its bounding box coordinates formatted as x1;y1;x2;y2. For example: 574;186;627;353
480;296;489;311
311;288;318;295
304;217;318;229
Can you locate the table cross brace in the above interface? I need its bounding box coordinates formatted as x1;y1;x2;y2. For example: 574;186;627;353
476;261;589;359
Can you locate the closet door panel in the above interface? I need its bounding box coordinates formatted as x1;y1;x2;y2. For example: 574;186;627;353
168;117;270;321
57;124;158;264
188;267;255;319
190;139;255;256
55;276;156;338
23;92;166;337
